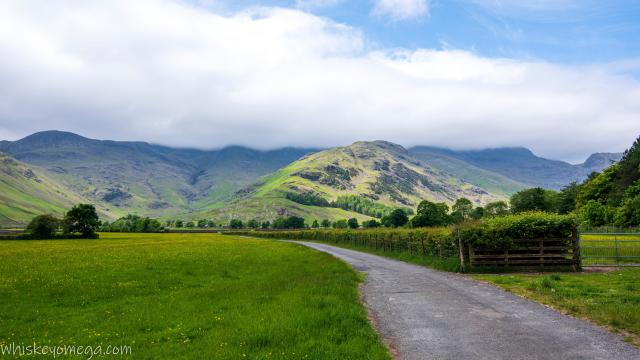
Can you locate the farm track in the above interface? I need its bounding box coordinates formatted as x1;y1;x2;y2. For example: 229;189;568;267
293;241;640;360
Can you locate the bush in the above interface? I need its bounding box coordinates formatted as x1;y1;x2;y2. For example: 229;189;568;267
458;212;577;249
102;214;165;233
26;215;60;239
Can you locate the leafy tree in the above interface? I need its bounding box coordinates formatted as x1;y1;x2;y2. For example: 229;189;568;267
229;219;243;229
261;221;271;229
106;214;164;233
411;201;450;228
26;214;60;238
197;219;207;228
510;188;556;213
185;221;195;228
470;206;485;220
382;208;409;228
285;192;330;207
62;204;100;237
362;219;380;228
175;220;184;228
207;220;216;228
333;219;348;229
311;220;319;228
321;219;331;228
347;218;359;229
272;216;305;229
484;201;509;217
330;195;411;218
581;200;610;227
247;219;259;229
556;182;579;214
451;198;473;223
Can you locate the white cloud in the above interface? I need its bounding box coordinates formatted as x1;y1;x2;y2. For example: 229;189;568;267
0;0;638;162
372;0;429;21
295;0;344;10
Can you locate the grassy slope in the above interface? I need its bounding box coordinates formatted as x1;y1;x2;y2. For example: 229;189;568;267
217;141;507;223
0;233;389;359
473;269;640;346
0;155;115;226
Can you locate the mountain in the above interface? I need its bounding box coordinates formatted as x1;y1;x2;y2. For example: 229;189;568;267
0;131;623;226
408;146;622;190
0;153;111;226
203;141;505;222
0;131;316;225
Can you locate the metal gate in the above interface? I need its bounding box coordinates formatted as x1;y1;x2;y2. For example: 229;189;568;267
579;233;640;267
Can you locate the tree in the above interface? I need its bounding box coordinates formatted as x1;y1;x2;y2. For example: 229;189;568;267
510;188;555;213
62;204;100;237
333;219;348;229
484;201;509;217
272;216;305;229
363;219;380;228
175;220;184;228
261;221;271;229
557;182;579;214
382;209;409;228
185;221;195;228
311;220;319;228
247;219;259;229
207;220;216;228
581;200;610;227
26;214;60;239
197;219;207;228
411;201;450;228
451;198;473;223
321;219;331;228
470;207;484;220
347;218;359;229
229;219;243;229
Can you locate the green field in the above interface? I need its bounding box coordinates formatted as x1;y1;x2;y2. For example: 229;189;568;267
474;269;640;346
0;233;389;359
579;234;640;265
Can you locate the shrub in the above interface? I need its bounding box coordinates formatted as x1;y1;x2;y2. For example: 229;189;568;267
26;214;60;239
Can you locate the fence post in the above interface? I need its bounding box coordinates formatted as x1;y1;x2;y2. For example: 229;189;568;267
458;232;466;272
615;235;619;267
573;230;582;272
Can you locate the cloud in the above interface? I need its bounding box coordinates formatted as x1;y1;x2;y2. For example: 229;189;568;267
295;0;344;10
372;0;429;21
0;0;639;162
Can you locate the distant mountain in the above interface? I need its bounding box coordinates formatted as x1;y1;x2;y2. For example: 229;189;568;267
408;146;622;190
0;131;623;226
0;131;316;225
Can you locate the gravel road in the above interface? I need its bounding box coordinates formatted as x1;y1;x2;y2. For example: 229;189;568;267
294;241;640;360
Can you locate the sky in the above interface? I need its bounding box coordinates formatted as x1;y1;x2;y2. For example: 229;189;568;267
1;0;639;162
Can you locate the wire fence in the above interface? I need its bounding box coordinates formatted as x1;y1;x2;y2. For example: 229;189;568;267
579;233;640;267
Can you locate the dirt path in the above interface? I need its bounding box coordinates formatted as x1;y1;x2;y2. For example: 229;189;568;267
294;241;640;360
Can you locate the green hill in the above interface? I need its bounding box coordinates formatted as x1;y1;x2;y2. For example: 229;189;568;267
206;141;507;222
0;153;112;226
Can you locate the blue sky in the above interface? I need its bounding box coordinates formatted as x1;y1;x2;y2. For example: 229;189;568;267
202;0;640;66
1;0;639;162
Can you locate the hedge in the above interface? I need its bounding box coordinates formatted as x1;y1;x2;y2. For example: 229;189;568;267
229;212;577;257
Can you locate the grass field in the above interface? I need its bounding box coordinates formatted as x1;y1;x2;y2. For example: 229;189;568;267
474;269;640;347
579;233;640;265
0;233;389;359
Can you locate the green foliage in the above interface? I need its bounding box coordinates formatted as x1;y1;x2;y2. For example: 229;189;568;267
347;218;359;229
229;219;243;229
459;212;577;249
382;208;408;228
321;219;331;228
285;192;330;207
451;198;473;222
185;221;195;228
331;195;404;218
510;188;557;213
247;219;259;229
580;200;611;227
556;182;579;214
103;214;164;233
363;219;380;228
333;219;348;229
272;216;305;229
260;221;270;229
484;201;509;217
175;220;184;228
26;214;60;239
411;201;450;228
311;219;319;228
62;204;100;237
470;207;484;220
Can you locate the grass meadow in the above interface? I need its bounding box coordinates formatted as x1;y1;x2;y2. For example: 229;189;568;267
0;233;389;359
474;269;640;347
580;233;640;265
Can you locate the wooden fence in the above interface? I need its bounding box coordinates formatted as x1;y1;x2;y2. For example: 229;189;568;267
467;237;581;271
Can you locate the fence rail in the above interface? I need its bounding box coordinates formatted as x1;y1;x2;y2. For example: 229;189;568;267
468;238;580;270
579;233;640;267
